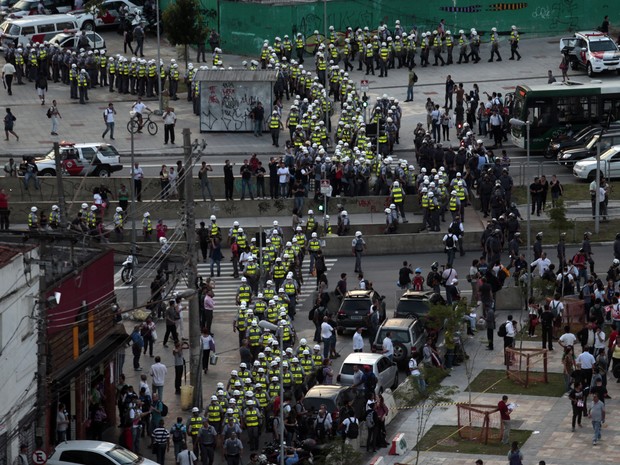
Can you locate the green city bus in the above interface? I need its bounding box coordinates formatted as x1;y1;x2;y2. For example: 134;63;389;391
510;80;620;152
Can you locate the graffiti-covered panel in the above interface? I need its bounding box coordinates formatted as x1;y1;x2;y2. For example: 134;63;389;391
199;80;273;132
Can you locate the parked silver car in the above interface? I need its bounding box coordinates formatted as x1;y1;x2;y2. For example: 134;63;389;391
337;352;399;393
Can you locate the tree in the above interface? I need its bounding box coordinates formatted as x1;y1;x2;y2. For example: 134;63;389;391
162;0;206;67
395;367;457;465
547;198;572;239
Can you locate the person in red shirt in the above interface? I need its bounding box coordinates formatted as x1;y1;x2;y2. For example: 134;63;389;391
498;395;512;445
0;188;9;230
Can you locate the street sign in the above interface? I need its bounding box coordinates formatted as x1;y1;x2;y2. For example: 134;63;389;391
320;180;331;194
32;450;48;465
360;79;369;92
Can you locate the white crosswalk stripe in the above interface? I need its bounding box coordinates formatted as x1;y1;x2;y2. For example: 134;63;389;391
168;258;338;313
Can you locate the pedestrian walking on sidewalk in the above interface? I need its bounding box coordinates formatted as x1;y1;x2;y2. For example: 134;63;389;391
507;441;523;465
49;100;61;135
102;102;116;139
3;108;18;141
588;393;605;445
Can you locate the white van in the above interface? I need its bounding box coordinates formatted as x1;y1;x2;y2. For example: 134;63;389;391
0;13;77;47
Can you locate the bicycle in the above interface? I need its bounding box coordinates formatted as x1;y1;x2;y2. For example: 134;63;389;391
127;111;158;136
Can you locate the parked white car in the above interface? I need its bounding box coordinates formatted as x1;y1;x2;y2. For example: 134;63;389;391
69;0;143;30
573;144;620;180
337;352;399;394
47;441;159;465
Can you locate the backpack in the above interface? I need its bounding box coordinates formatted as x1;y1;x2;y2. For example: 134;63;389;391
315;366;324;383
354;237;364;252
171;424;184;442
365;409;377;428
445;235;455;249
413;275;424;291
46;107;52;118
161;402;168;417
413;73;418;83
497;322;507;338
346;418;359;439
448;222;460;236
315;415;327;439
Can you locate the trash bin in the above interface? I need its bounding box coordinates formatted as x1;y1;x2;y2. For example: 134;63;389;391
180;385;194;411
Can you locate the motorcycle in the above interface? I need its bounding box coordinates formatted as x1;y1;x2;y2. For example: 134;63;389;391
121;254;137;284
262;439;316;465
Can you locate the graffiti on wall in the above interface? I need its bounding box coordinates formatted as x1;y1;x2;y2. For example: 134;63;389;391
200;81;272;132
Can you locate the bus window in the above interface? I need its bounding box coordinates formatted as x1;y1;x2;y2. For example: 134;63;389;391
602;99;620;123
557;96;588;124
525;98;556;131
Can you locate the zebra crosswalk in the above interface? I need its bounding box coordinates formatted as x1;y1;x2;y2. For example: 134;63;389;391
171;259;339;313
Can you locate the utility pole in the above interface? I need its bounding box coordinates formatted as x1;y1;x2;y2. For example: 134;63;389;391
53;142;67;227
35;240;48;449
184;129;201;408
130;121;138;309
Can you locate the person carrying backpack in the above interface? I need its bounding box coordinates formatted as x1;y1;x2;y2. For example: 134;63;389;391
169;417;187;457
365;399;379;452
313;407;332;443
351;231;366;273
443;232;459;268
341;413;359;448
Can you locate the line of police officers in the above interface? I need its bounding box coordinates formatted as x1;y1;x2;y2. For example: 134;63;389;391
2;40;206;109
259;22;522;72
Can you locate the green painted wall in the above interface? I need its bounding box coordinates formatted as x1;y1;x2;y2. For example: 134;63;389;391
210;0;619;56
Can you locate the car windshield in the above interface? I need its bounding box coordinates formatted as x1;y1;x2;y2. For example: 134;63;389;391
396;299;430;316
12;0;34;10
106;446;142;465
340;299;370;313
378;328;410;344
99;144;119;156
2;23;20;35
340;363;362;375
303;397;336;414
590;40;618;52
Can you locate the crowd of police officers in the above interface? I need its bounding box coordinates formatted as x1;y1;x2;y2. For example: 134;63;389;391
181;215;338;456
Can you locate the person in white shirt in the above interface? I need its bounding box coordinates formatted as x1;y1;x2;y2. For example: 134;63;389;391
132;97;150;132
576;350;596;387
531;252;551;277
382;331;394;360
594;326;606;356
549;295;565;338
320;316;334;359
163;106;177;144
503;315;516;366
352;327;364;352
409;356;426;392
131;162;144;201
102;102;116;139
341;414;360;449
149;356;168;401
558;325;577;352
277;162;290;198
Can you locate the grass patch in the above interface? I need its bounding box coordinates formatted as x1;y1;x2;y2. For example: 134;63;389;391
416;425;532;455
466;369;567;397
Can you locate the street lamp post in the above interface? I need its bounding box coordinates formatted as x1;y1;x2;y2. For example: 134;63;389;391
129;116;138;309
155;0;163;112
510;118;532;311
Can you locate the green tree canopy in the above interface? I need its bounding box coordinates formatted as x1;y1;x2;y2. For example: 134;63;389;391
162;0;206;63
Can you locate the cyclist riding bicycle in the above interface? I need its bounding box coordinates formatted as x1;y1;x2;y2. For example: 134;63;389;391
132;97;151;132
